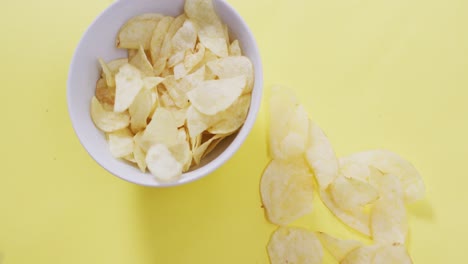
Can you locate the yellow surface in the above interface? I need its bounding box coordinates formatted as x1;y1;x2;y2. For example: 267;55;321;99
0;0;466;263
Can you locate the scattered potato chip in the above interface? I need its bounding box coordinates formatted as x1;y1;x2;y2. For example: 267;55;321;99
305;121;339;189
373;244;413;264
207;56;254;93
207;94;251;134
186;105;212;139
107;128;134;158
138;107;178;151
316;232;362;262
95;78;115;106
267;227;323;264
172;20;197;54
150;16;174;64
99;58;116;87
329;175;379;211
187;76;245;116
129;88;153;133
260;159;314;225
129;45;154;77
229;40;242;56
370;174;408;245
146;144;183;181
341;245;380;264
117;13;163;49
339;150;425;204
91;97;130;132
184;43;206;70
320;189;371;236
114;64;144;112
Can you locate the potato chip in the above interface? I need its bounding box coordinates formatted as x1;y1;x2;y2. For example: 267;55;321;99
105;58;129;74
143;76;165;90
260;159;314;225
267;227;323;264
187;76;246;115
146;144;183;181
117;13;163;49
171;20;197;53
229;40;242;56
169;129;193;172
320;189;371;236
184;0;228;57
138;107;178;151
341;245;379;264
107;128;134;158
339;150;425;204
91;97;130;132
95;78;115;106
192;134;224;165
114;63;144;113
150;16;174;64
370;174;408;245
99;58;116;87
133;140;147;172
329;175;379;211
168;51;186;68
186;105;212;139
373;244;413;264
129;45;154;77
184;43;206;71
128;49;138;61
207;94;251;134
278;106;309;159
316;232;362;262
168;106;188;128
129;88;152;133
206;56;254;94
173;63;188;80
164;66;205;108
123;153;136;163
305;121;339;189
203;135;227;157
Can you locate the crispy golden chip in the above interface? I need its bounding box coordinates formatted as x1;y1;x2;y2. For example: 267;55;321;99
341;245;379;264
171;20;197;54
138;107;178;151
329;175;379;211
186;105;211;139
95;78;115;106
164;65;205;109
207;94;251;134
91;97;130;132
267;227;323;264
150;16;174;64
117;13;163;49
316;232;362;262
114;63;144;113
370;174;408;245
146;144;183;181
98;58;116;87
229;40;242;56
168;106;188;128
184;43;206;71
305;121;339;189
206;56;254;94
320;189;371;236
184;0;228;57
187;76;246;115
339;150;425;204
129;45;154;77
129;88;153;133
373;244;413;264
107;128;134;158
260;159;314;225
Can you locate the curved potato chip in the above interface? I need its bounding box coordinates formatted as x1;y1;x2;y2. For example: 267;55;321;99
339;150;425;204
187;75;245;115
206;56;254;93
173;63;188;80
139;107;178;151
192;134;224;165
320;189;371;236
114;64;144;112
306;121;339;189
184;43;206;70
146;144;182;181
90;97;129;132
169;129;193;172
207;94;251;134
133;140;147;172
229;40;242;56
98;58;116;87
341;245;379;264
129;45;154;77
105;58;129;75
373;244;413;264
168;51;186;68
95;78;115;106
186;105;212;139
117;13;163;49
260;159;314;225
267;227;323;264
129;88;153;133
316;232;362;262
184;0;228;57
370;174;408;244
164;66;205;108
150;16;174;63
107;128;134;158
143;76;165;90
172;20;197;53
168;106;188;128
329;175;379;211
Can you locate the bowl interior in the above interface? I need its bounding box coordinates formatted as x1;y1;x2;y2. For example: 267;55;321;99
68;0;262;187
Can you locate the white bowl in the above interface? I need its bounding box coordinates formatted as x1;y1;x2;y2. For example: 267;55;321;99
67;0;263;187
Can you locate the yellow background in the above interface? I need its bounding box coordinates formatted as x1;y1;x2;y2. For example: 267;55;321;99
0;0;466;263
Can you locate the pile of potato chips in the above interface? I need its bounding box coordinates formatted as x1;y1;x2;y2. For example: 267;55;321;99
90;0;254;182
261;86;425;263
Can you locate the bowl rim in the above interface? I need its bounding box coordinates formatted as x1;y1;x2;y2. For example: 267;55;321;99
67;0;263;187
